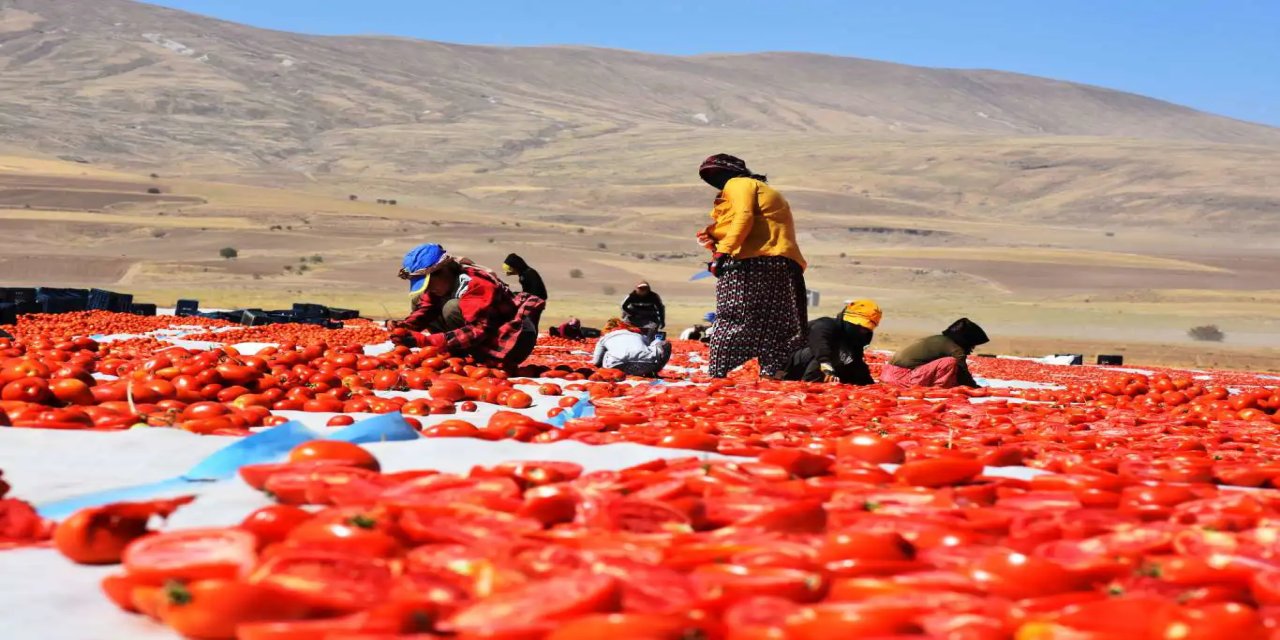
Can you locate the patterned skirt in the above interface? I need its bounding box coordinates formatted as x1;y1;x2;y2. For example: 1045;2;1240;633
708;255;808;378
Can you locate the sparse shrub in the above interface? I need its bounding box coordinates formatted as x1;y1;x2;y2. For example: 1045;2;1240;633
298;264;310;273
488;238;495;244
635;253;646;260
310;255;323;263
299;257;307;263
839;252;847;258
219;247;238;259
603;285;617;296
152;230;166;238
577;228;585;234
1105;232;1116;237
569;268;584;279
149;173;160;179
377;199;387;205
1188;325;1225;342
252;273;262;280
513;221;519;227
388;200;397;206
349;195;358;201
597;242;607;250
430;221;441;227
284;265;293;272
147;187;161;194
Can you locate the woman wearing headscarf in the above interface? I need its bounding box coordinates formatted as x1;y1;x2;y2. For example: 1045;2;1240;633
696;154;808;379
591;318;672;378
881;318;990;388
389;243;544;369
501;253;548;301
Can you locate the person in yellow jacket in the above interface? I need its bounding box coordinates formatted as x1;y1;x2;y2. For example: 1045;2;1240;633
696;153;808;379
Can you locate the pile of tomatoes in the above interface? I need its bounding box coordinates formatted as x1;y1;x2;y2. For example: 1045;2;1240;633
49;435;1280;640
0;317;606;434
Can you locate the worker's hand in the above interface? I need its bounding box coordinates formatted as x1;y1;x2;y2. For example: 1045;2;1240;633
819;363;838;384
389;327;424;348
422;332;447;349
696;230;715;250
707;253;729;277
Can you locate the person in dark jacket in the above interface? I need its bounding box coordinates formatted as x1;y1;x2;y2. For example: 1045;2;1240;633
502;254;548;301
620;281;665;330
881;318;990;388
785;299;881;385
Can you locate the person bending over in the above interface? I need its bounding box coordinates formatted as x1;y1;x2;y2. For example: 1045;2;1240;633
881;318;989;388
389;243;544;369
786;299;881;385
592;318;672;378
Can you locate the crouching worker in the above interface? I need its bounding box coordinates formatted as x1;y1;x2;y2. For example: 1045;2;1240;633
881;318;989;388
592;318;672;378
389;243;544;369
785;299;881;385
549;317;583;340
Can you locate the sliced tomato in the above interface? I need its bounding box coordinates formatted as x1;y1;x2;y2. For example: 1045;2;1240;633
122;527;256;583
692;564;827;605
248;549;395;613
443;572;621;634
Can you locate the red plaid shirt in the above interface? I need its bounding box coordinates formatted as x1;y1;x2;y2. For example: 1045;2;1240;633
402;266;544;365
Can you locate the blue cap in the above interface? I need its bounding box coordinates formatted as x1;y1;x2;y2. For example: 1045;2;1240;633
704;312;717;323
402;243;446;293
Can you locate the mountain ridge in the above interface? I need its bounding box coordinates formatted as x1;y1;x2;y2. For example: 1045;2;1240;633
2;0;1278;180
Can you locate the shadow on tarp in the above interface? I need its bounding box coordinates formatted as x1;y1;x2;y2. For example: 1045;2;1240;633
36;413;420;519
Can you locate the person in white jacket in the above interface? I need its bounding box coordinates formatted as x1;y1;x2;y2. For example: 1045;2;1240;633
592;318;673;377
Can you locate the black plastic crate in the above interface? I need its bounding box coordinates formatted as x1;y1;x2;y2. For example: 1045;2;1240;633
199;311;241;322
295;316;342;329
37;287;90;298
88;289;132;312
327;307;359;320
38;294;88;314
1097;355;1124;366
0;288;38;305
0;303;16;326
241;310;291;326
292;303;329;318
175;299;200;317
131;303;157;317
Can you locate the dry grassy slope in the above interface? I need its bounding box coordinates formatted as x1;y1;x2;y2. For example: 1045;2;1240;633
1;0;1279;234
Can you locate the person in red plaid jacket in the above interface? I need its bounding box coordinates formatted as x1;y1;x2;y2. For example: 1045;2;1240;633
388;243;544;369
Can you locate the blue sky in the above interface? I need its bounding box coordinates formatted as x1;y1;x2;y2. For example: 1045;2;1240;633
144;0;1279;126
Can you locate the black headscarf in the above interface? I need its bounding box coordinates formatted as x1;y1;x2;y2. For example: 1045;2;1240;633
699;154;767;188
503;254;529;273
944;318;990;351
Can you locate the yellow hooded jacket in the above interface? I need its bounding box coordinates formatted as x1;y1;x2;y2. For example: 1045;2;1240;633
705;177;807;270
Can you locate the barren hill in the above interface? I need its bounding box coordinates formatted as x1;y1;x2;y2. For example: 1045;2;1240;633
2;0;1278;172
1;0;1279;365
